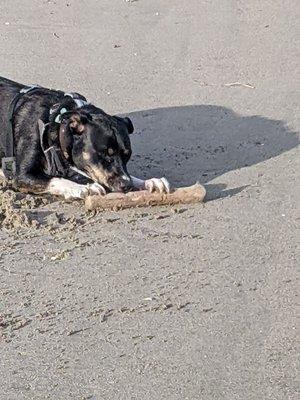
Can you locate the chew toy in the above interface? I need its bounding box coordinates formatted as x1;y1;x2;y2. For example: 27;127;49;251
85;183;206;211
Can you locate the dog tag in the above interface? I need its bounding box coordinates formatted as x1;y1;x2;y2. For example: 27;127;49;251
1;157;16;180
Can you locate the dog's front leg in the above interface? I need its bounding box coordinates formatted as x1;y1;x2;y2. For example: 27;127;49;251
130;176;170;193
47;177;106;199
16;174;105;199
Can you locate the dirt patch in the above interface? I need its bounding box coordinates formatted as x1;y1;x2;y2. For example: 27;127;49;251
0;180;85;232
0;180;49;230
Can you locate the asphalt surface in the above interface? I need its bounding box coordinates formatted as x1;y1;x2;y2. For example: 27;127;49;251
0;1;299;399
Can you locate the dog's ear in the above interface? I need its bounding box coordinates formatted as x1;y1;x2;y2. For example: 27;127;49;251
123;117;134;134
57;113;84;159
114;116;134;134
59;123;73;160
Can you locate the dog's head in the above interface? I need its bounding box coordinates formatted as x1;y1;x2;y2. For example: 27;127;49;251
57;106;134;192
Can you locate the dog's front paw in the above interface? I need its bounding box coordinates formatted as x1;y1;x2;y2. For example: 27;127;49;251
64;183;106;199
48;178;106;199
145;177;170;194
88;183;106;196
63;184;89;200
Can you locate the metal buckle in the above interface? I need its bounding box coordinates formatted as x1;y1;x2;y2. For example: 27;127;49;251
1;157;16;180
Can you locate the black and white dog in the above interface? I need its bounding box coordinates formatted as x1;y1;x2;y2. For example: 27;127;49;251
0;77;169;199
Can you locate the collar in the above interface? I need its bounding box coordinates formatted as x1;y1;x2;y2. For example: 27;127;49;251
64;92;89;108
50;92;89;123
38;119;67;177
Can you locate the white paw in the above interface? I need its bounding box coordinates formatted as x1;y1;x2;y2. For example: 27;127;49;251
144;177;170;193
88;182;106;196
64;183;106;199
63;184;89;199
48;178;105;200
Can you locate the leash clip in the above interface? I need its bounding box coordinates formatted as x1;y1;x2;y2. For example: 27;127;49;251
1;157;16;180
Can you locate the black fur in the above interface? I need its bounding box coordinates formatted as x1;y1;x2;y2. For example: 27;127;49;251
0;77;134;193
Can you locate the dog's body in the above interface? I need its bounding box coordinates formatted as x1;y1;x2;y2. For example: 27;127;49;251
0;77;169;198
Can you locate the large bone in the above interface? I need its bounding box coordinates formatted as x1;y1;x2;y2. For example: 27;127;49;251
85;183;206;211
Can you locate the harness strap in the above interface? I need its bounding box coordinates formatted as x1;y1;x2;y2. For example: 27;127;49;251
50;93;88;123
38;119;68;177
64;92;88;109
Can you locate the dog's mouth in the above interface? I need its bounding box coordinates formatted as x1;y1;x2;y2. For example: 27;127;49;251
106;176;133;193
85;166;133;193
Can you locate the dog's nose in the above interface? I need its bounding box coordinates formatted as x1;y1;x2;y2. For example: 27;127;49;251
119;180;133;192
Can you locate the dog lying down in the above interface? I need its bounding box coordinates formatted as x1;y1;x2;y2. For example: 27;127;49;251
0;77;170;199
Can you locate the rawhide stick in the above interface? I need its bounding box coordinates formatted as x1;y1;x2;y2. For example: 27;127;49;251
85;183;206;211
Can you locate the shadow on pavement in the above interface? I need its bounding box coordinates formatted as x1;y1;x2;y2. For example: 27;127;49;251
124;105;298;199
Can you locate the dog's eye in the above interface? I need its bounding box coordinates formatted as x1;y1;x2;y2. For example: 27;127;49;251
107;148;114;156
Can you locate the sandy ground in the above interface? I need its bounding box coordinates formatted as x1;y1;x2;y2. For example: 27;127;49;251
0;1;299;399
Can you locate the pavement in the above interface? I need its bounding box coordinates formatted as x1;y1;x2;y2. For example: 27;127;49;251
0;1;299;399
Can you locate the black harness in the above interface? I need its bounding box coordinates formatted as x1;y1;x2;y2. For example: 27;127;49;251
2;85;89;181
38;119;69;178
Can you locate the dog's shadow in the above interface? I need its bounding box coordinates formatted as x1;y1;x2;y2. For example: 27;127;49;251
124;105;298;200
